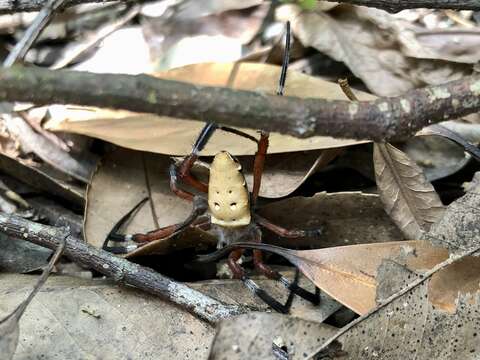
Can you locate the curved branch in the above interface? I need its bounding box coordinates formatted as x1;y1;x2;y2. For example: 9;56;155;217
1;0;479;14
0;212;247;323
1;66;480;141
333;0;480;12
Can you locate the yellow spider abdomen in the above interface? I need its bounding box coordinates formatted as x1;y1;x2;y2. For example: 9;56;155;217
208;151;250;227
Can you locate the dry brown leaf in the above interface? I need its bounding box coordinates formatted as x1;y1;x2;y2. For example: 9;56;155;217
401;28;480;64
280;4;470;96
258;191;404;248
230;240;480;315
85;149;192;248
1;273;340;359
45;62;371;156
425;172;480;255
240;148;342;198
373;143;445;239
330;260;480;360
209;313;338;360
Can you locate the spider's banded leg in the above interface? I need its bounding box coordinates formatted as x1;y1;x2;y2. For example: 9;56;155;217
170;164;196;201
103;197;148;250
242;272;297;314
253;249;320;305
175;122;218;194
255;214;323;238
227;248;295;313
176;121;263;197
104;196;209;254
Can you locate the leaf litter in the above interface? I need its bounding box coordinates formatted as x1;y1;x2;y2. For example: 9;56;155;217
3;2;480;360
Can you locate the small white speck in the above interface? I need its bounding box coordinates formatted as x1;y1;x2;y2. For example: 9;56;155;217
102;264;109;269
377;102;389;112
23;233;28;238
400;99;411;113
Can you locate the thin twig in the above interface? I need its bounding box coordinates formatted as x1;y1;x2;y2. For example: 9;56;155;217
3;0;68;67
325;0;480;12
0;212;247;323
12;233;66;319
305;244;480;359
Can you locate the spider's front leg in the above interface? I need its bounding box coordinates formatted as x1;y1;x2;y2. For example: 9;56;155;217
103;196;209;254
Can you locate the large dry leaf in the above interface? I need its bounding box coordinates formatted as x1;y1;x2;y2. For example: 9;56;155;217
280;4;470;96
45;62;371;156
209;313;338;360
0;274;340;359
85;149;192;248
373;143;445;239
401;28;480;64
425;171;480;255
86;148;343;249
0;242;62;360
229;240;480;315
330;261;480;359
258;191;404;248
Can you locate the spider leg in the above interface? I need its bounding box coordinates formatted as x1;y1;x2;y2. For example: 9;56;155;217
104;196;209;254
255;214;323;238
173;122;217;196
174;122;263;196
251;132;269;208
242;272;297;314
227;248;296;313
253;249;320;306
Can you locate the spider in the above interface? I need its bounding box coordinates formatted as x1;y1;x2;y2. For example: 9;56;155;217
104;122;322;312
103;22;322;313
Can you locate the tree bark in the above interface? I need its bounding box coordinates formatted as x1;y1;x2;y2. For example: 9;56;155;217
0;212;247;323
1;66;480;141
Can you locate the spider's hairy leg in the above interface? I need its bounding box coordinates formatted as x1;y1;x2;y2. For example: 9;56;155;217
253;248;320;306
174;123;218;194
104;196;209;254
254;214;323;239
227;245;296;313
